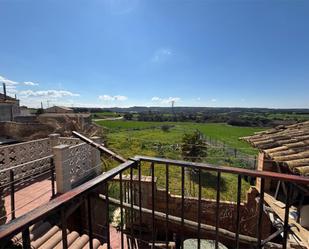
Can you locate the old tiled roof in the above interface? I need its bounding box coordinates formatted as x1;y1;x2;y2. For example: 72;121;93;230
12;221;107;249
0;93;18;102
242;121;309;176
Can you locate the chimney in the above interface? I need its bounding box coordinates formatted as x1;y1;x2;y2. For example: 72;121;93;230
3;83;6;100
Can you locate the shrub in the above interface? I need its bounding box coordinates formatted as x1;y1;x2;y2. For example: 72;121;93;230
161;124;171;132
181;130;207;162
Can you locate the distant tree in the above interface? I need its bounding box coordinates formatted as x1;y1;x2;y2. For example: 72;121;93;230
161;124;171;132
36;108;44;115
124;113;133;120
181;130;207;162
181;130;208;196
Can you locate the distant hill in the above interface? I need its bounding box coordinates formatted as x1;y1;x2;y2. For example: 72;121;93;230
72;106;309;114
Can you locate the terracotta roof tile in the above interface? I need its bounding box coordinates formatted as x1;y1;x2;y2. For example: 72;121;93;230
242;121;309;176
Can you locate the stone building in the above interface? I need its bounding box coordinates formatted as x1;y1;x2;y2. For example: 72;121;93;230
45;105;74;114
0;84;20;121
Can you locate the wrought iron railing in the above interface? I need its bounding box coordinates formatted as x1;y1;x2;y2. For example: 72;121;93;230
0;156;55;222
0;156;308;249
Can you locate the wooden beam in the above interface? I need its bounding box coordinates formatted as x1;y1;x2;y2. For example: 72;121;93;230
72;131;126;163
264;193;309;248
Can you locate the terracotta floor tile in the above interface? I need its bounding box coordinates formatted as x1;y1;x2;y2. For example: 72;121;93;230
4;179;53;223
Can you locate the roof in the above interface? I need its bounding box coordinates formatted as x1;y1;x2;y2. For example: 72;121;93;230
242;121;309;176
0;93;18;102
46;106;73;111
39;113;91;118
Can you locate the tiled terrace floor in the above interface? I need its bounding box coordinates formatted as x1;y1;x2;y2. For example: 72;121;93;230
4;178;53;223
3;179;128;248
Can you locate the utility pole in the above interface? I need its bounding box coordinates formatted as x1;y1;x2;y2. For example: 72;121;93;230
171;100;176;120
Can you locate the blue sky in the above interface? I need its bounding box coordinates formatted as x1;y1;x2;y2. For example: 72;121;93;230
0;0;308;108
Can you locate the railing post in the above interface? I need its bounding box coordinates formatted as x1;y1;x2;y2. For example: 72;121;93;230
283;183;291;249
165;163;169;249
22;227;31;249
181;166;185;249
9;169;15;220
53;144;71;194
215;171;221;249
119;172;124;249
151;162;155;249
50;159;56;198
87;195;93;249
61;208;68;249
49;133;60;147
90;136;102;175
257;178;265;248
105;183;110;249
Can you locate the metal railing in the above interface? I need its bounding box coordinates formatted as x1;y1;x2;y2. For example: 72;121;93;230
0;156;55;222
0;156;308;249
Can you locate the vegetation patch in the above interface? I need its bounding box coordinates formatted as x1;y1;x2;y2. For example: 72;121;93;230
98;120;265;201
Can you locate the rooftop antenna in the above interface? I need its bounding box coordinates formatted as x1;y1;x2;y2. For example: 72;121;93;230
41;102;43;109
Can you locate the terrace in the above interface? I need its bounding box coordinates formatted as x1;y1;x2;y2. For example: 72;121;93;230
0;133;308;249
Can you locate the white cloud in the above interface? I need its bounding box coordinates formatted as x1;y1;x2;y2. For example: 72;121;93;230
24;81;39;86
99;95;114;101
151;48;172;62
19;90;80;98
211;98;217;102
151;96;181;104
99;95;128;101
151;96;161;101
0;75;19;95
114;95;128;101
0;75;18;85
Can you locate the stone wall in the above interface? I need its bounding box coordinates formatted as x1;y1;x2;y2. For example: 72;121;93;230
0;112;99;141
0;101;20;122
119;176;272;248
13;115;38;123
0;121;54;140
0;104;13;121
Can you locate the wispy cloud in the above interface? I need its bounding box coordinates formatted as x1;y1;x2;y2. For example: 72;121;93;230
99;95;128;101
211;98;217;102
0;75;19;94
19;90;80;98
24;81;39;86
0;74;80;106
151;48;172;63
151;96;181;104
0;75;19;85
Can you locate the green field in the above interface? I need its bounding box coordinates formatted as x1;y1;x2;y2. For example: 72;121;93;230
92;112;122;119
97;120;264;155
97;120;265;201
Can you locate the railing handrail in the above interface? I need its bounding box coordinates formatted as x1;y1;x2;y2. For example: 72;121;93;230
0;137;50;150
1;155;308;246
0;159;135;241
0;155;54;174
135;156;309;185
